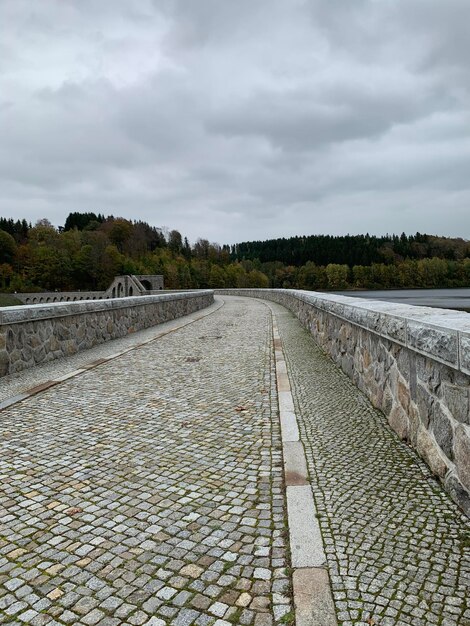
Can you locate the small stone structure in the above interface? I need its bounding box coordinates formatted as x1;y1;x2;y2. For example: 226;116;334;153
12;274;164;305
106;274;164;299
0;290;213;377
218;289;470;515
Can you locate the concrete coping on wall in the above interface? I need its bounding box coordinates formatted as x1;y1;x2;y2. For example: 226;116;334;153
223;289;470;375
0;291;215;325
295;290;470;374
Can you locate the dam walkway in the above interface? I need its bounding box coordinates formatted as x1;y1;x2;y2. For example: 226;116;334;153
0;296;468;626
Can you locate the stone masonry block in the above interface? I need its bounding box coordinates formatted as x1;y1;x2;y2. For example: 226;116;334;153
430;402;455;462
455;424;470;491
460;332;470;374
406;320;458;367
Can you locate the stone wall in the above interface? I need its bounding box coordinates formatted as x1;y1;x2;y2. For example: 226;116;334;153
0;291;214;377
14;291;107;304
10;274;164;304
218;289;470;515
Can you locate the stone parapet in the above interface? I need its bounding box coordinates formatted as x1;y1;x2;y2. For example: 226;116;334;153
13;291;107;304
0;291;213;377
7;274;164;304
217;289;470;515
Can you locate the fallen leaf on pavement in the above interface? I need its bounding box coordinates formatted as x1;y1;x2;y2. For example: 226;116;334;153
66;507;82;515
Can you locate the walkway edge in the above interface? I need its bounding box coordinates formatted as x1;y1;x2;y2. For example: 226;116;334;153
270;306;338;626
0;297;225;411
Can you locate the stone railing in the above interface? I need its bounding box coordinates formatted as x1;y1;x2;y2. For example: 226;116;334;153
218;289;470;515
9;274;164;304
0;290;214;377
13;290;107;304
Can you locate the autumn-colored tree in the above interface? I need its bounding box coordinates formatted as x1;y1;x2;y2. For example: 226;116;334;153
326;264;349;290
208;264;226;288
107;219;133;253
1;212;469;297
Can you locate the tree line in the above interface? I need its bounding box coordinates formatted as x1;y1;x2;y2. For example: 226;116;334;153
231;232;470;266
0;214;469;293
0;214;268;292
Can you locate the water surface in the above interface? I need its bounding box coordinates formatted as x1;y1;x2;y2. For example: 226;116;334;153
334;288;470;311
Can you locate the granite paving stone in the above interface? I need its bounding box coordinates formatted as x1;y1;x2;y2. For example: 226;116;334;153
0;297;290;624
0;298;223;403
3;294;469;625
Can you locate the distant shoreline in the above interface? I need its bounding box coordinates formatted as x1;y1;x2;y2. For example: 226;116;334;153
332;287;470;312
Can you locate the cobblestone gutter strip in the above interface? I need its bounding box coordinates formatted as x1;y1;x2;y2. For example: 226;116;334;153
0;298;225;413
269;307;338;626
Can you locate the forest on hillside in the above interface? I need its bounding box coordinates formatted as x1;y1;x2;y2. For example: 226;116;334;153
233;232;470;267
0;213;469;293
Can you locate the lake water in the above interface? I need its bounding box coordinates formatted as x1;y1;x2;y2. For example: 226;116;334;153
333;288;470;311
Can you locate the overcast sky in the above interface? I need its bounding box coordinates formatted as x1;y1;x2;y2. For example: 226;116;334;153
1;1;469;244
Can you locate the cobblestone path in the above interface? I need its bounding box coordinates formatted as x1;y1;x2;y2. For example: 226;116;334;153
270;302;470;626
0;298;291;626
1;296;470;626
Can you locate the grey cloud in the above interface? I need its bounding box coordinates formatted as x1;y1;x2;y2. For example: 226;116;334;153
393;0;470;73
0;0;469;244
159;0;274;50
206;77;444;151
0;81;141;186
